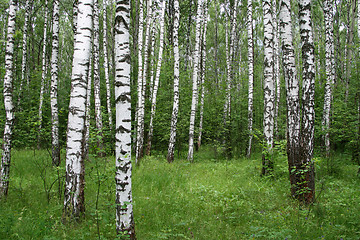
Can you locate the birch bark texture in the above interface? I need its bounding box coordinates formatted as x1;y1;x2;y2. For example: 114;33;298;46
146;0;166;156
63;0;94;220
246;0;254;158
322;0;335;158
299;0;315;204
262;0;275;175
167;0;180;163
38;0;49;148
114;0;135;237
280;0;301;197
0;0;17;199
273;1;281;139
50;0;61;166
187;0;204;162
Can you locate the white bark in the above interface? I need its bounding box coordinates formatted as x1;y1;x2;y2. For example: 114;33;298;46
50;0;60;166
114;0;134;236
93;0;104;154
146;0;165;156
198;0;208;150
63;0;94;219
0;0;17;199
84;50;93;159
273;1;281;139
38;0;49;148
103;0;113;131
167;0;180;163
246;0;254;158
187;0;204;162
136;0;145;163
262;0;275;174
322;0;335;157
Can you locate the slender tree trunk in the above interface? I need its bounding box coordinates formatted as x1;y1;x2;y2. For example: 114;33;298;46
103;0;113;130
273;1;281;140
146;0;165;156
345;0;355;102
38;0;49;149
167;0;180;163
246;0;254;158
187;0;204;162
17;0;31;106
136;0;145;163
280;0;301;196
63;0;93;220
322;0;335;158
50;0;61;166
0;0;17;199
197;0;208;150
262;0;275;175
93;0;105;156
114;0;135;237
184;0;193;71
84;50;93;160
299;0;315;204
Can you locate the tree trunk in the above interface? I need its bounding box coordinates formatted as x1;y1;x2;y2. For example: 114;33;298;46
50;0;61;166
187;0;204;162
246;0;254;158
322;0;335;158
38;0;49;149
345;0;355;102
197;0;208;150
0;0;17;199
114;0;135;237
262;0;275;175
103;0;113;131
146;0;165;156
280;0;301;197
273;1;281;140
167;0;180;163
136;0;145;163
299;0;315;204
63;0;93;221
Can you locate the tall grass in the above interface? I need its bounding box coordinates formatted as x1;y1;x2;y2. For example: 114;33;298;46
0;147;359;239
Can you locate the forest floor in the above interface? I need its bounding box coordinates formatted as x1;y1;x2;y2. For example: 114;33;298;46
0;147;359;239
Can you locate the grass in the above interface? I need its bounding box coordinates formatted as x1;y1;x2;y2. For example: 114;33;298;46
0;147;359;239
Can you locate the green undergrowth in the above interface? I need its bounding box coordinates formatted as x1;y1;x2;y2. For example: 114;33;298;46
0;148;359;239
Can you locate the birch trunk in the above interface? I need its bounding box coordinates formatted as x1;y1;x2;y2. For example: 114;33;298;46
273;2;281;140
84;51;93;159
38;0;49;148
299;0;315;204
187;0;204;162
246;0;254;158
114;0;135;237
167;0;180;163
198;0;208;150
0;0;17;199
322;0;335;158
136;0;145;163
50;0;60;166
103;0;113;130
18;0;31;105
280;0;301;196
146;0;165;156
63;0;93;220
262;0;275;175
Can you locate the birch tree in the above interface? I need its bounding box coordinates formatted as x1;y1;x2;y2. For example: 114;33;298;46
322;0;335;158
167;0;180;163
136;0;145;163
273;1;281;139
299;0;315;204
38;0;49;148
146;0;165;155
280;0;301;197
0;0;17;199
63;0;94;220
262;0;275;175
246;0;254;158
50;0;60;166
198;0;208;150
93;0;105;155
187;0;204;162
103;0;112;131
114;0;135;237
